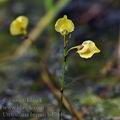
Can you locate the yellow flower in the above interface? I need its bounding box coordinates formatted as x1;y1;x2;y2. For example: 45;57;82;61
10;16;29;36
55;15;74;36
77;40;100;59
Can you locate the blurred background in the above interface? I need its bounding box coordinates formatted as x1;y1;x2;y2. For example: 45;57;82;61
0;0;120;119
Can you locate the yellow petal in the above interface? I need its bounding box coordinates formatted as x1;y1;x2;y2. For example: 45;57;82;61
77;40;100;59
10;16;29;36
55;15;74;35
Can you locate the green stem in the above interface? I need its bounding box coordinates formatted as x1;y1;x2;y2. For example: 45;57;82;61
66;45;79;54
65;45;83;61
59;35;67;120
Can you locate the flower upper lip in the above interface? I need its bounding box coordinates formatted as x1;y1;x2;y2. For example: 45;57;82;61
55;15;74;36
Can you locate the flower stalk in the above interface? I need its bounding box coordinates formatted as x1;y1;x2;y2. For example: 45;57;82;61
59;35;68;120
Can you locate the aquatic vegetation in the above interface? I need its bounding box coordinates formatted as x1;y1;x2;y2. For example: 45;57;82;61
55;15;100;120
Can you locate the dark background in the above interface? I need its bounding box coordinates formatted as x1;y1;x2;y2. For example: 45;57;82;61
0;0;120;119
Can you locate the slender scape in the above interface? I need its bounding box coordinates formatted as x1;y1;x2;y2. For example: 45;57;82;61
59;35;68;120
